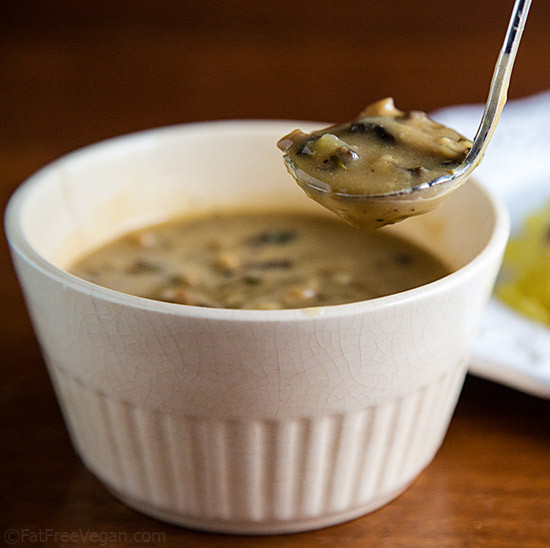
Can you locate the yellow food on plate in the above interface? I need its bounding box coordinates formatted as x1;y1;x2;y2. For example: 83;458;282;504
496;202;550;325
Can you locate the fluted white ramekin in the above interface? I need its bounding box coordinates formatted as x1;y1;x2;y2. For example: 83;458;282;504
5;121;509;534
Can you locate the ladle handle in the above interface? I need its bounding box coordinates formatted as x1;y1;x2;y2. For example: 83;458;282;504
465;0;532;168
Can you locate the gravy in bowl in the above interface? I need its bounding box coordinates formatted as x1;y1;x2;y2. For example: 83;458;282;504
70;211;451;310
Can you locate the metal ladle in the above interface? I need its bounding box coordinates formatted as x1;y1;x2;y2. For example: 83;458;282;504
285;0;532;229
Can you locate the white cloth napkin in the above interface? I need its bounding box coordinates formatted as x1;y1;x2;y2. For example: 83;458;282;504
432;90;550;197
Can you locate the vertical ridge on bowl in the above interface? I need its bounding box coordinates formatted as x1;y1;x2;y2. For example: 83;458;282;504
271;418;300;521
47;359;467;533
162;414;200;515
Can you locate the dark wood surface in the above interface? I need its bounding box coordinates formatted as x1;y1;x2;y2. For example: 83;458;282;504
1;1;549;546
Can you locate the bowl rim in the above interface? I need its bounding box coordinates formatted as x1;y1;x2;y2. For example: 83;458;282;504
4;119;510;323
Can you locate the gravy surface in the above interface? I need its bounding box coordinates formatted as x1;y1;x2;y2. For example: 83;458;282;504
278;98;472;196
71;212;451;310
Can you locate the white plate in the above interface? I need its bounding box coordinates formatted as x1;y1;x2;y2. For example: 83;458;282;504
434;93;550;399
471;176;550;399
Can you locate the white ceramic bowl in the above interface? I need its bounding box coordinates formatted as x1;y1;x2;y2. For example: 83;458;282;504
5;121;509;534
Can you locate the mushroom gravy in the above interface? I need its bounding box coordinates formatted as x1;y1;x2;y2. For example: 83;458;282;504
278;98;472;228
70;211;451;310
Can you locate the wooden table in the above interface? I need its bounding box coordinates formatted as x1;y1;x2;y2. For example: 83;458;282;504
1;1;549;546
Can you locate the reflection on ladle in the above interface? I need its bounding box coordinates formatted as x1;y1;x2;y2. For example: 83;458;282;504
278;0;532;229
